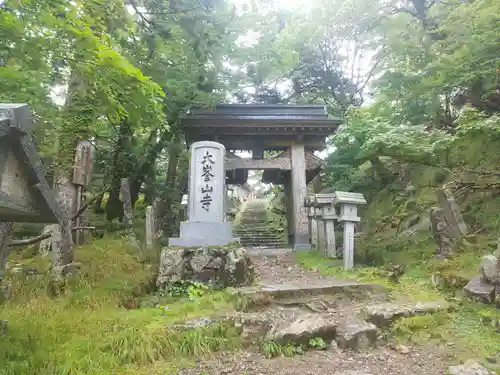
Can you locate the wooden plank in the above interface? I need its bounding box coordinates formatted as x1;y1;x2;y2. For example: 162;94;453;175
72;140;94;187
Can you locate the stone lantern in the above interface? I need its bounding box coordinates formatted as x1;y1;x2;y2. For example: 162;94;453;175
314;193;337;258
334;192;367;269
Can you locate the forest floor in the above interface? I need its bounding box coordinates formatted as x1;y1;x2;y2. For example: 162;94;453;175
1;240;499;375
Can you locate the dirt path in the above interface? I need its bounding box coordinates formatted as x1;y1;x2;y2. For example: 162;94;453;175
249;249;340;285
181;250;453;375
179;345;450;375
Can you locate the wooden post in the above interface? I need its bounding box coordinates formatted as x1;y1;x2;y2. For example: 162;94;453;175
145;205;154;250
72;140;94;246
121;178;141;250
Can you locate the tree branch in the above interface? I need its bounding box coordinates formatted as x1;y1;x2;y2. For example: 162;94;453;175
71;188;108;221
8;227;96;247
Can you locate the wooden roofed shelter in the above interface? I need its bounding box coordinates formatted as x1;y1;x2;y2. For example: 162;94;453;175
181;104;341;251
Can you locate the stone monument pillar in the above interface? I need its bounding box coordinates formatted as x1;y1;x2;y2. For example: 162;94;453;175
334;192;367;269
290;143;310;251
169;141;238;247
314;194;336;258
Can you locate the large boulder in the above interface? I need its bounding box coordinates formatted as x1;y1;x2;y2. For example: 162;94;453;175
266;313;337;345
479;254;500;285
156;246;255;291
464;276;495;304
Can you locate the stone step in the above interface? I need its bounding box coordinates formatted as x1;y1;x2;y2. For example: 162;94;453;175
234;228;280;232
234;233;283;239
239;236;285;241
242;242;288;245
240;242;288;247
240;242;287;247
222;292;451;351
233;281;388;301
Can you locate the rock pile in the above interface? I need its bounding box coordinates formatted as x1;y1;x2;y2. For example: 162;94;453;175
156;245;255;291
464;247;500;306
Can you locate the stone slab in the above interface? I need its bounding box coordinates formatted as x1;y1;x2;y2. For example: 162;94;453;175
168;221;239;247
188;141;225;223
449;360;494;375
232;280;387;300
335;320;379;350
361;301;451;327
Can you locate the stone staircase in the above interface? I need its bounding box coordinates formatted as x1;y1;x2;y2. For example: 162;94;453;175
234;199;287;249
230;283;449;351
178;251;460;375
226;252;451;352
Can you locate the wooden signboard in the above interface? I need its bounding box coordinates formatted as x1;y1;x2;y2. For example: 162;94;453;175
72;140;94;187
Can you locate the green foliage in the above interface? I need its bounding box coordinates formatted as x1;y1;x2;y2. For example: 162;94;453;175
260;336;329;359
308;336;327;350
0;238;240;375
260;341;303;358
164;280;211;299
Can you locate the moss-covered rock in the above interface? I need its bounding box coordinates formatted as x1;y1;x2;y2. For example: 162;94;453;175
156;245;255;292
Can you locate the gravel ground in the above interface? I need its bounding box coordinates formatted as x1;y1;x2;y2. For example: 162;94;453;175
250;250;338;285
179;345;451;375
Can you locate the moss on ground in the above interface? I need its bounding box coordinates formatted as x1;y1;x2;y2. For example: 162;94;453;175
0;238;241;375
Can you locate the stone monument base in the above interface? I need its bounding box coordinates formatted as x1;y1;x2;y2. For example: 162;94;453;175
168;221;239;247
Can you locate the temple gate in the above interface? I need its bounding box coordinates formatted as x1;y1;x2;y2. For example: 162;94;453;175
181;104;341;251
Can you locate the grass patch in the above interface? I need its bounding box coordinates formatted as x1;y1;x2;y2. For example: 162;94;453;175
390;303;500;362
297;239;500;364
0;237;241;375
296;249;444;302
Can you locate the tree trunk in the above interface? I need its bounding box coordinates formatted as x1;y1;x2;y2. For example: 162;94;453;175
121;178;141;250
52;174;75;274
144;165;156;206
157;141;182;239
106;120;134;221
51;70;89;278
93;193;105;214
129;129;171;207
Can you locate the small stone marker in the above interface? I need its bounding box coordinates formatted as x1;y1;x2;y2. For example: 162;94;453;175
334;192;367;269
0;103;59;223
38;224;57;255
179;194;188;222
145;205;154;250
169;141;238;247
314;193;336;258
